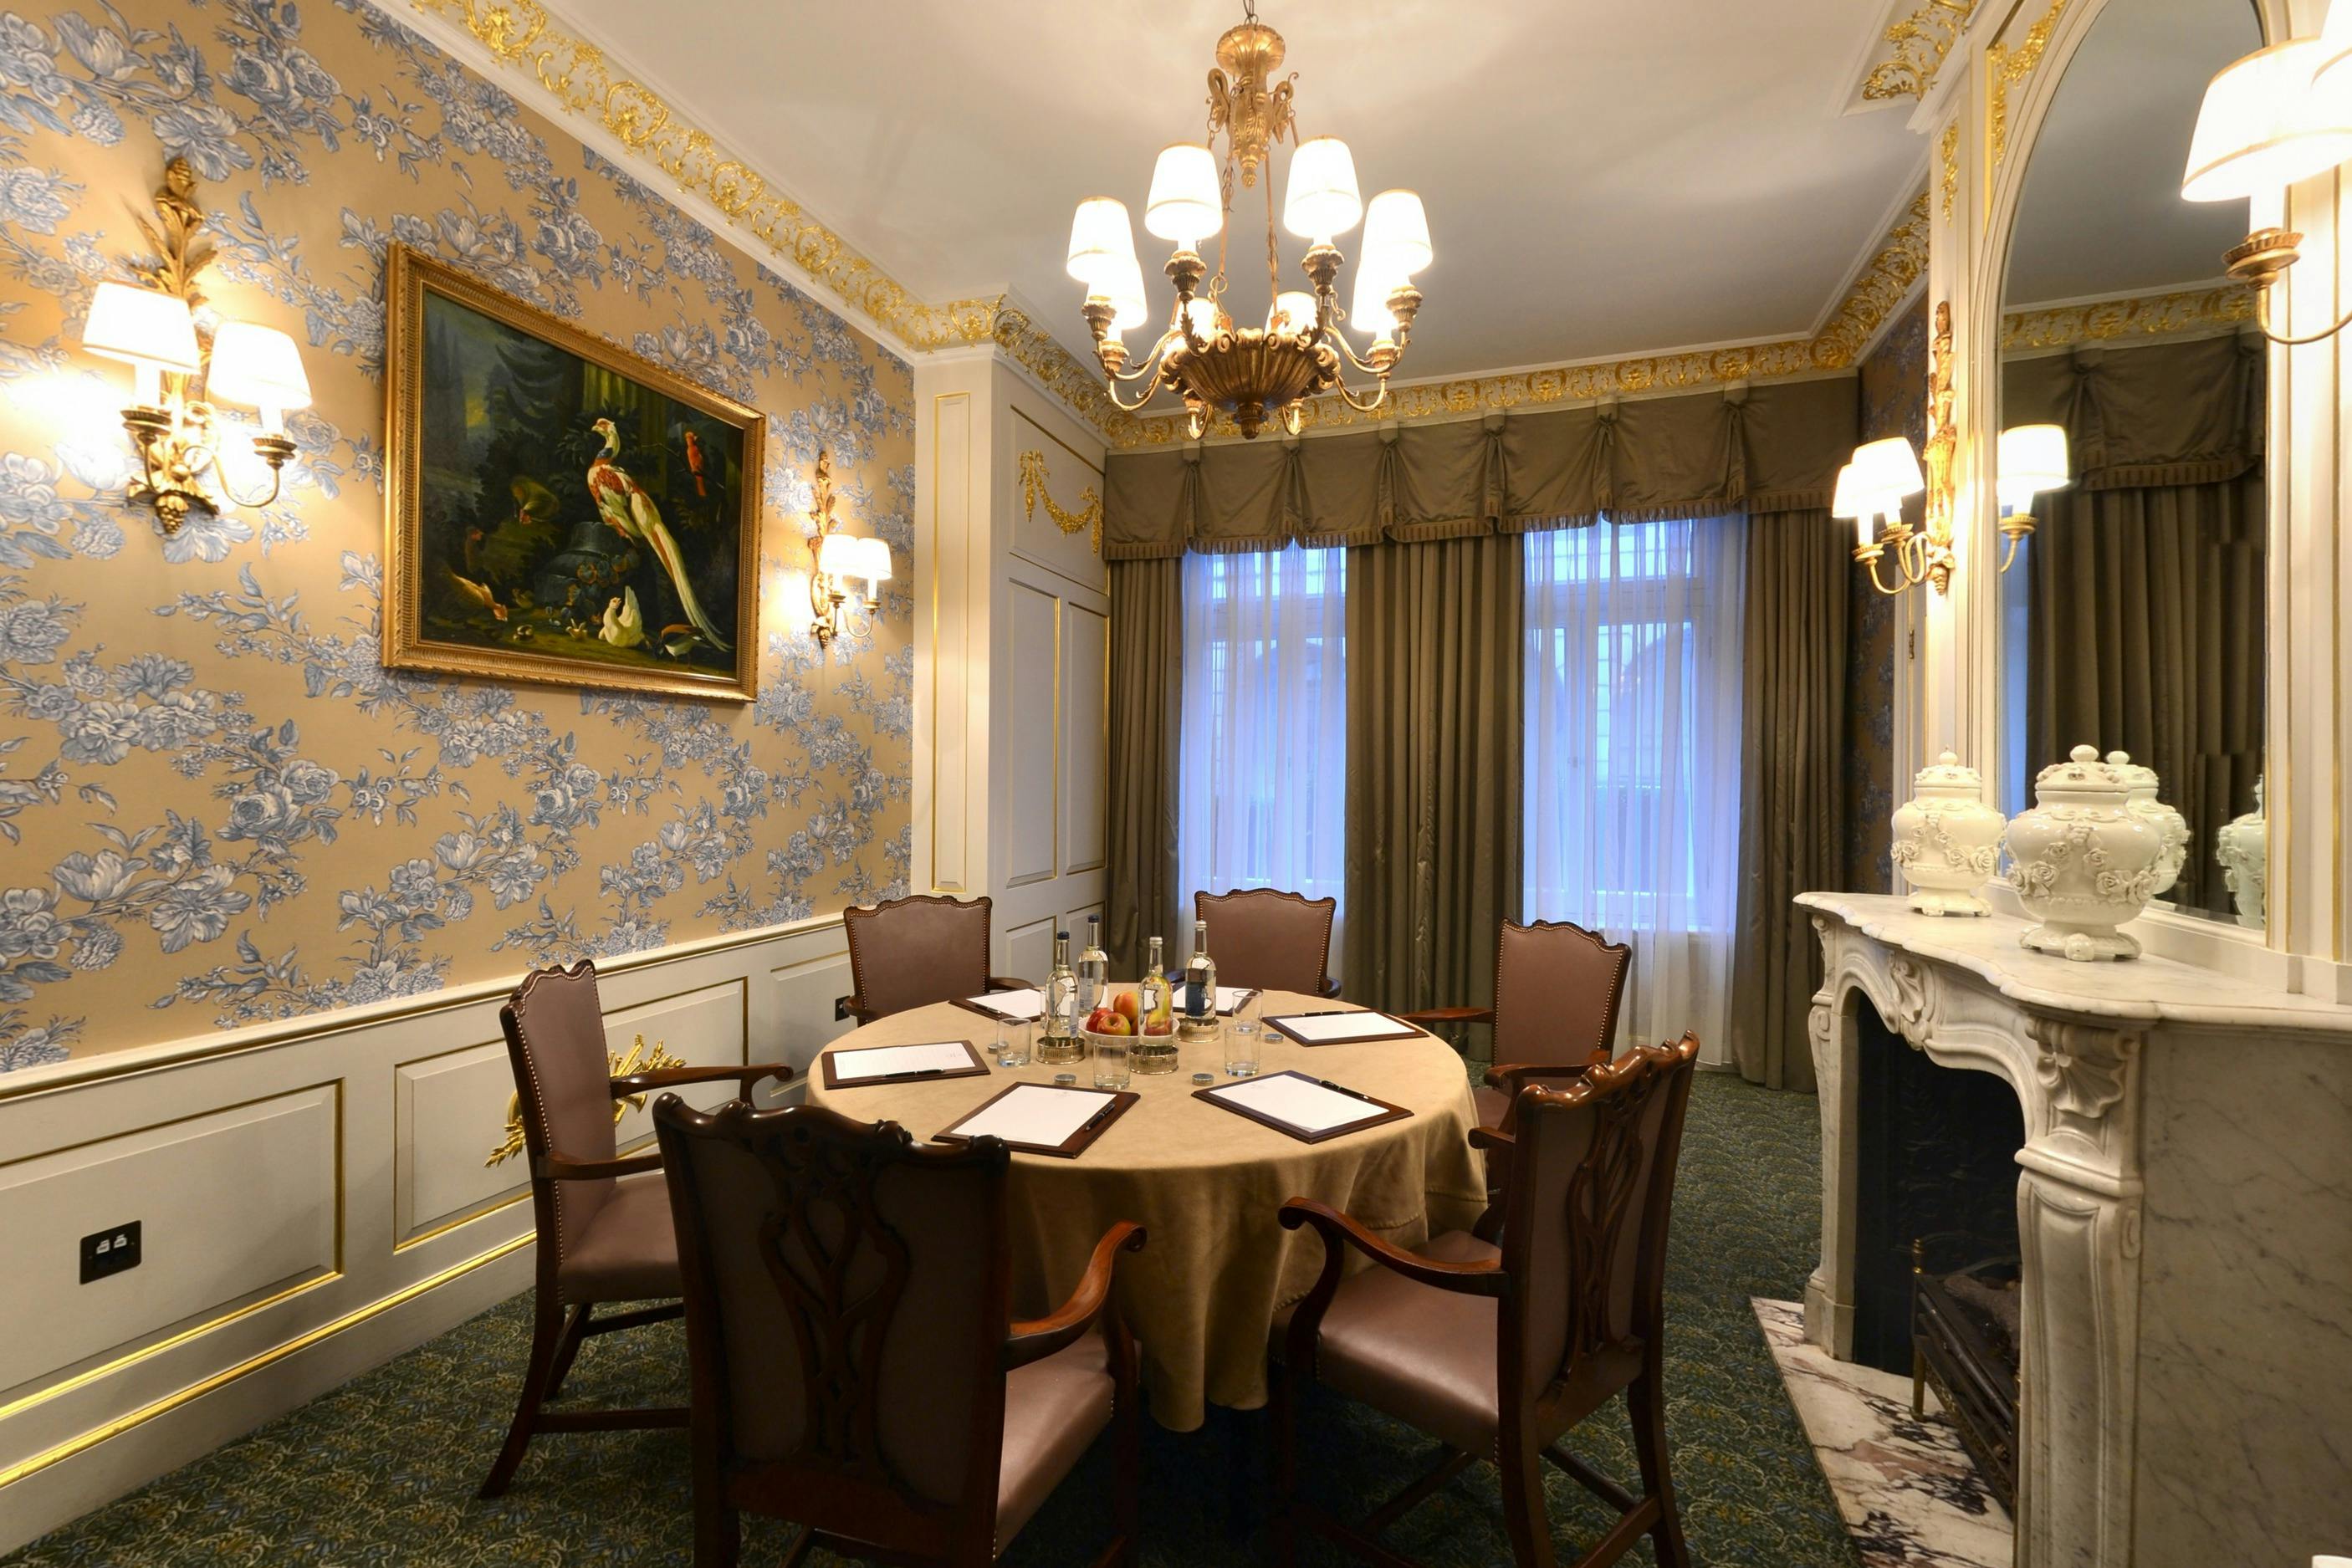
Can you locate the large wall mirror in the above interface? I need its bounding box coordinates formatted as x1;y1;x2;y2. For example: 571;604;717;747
1996;0;2269;929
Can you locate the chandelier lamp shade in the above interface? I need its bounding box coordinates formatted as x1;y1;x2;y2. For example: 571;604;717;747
1066;1;1433;440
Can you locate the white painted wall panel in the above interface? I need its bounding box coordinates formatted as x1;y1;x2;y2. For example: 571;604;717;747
1004;582;1061;885
393;1042;525;1249
1062;602;1108;875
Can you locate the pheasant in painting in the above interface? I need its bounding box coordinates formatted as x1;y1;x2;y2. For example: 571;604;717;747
585;417;730;652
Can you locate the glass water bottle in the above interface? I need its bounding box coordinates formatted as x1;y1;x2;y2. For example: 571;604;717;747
1076;914;1108;1018
1178;919;1219;1043
1134;935;1178;1073
1038;931;1083;1064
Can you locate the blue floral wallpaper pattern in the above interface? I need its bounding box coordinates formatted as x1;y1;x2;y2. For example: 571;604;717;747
0;0;914;1070
1845;294;1925;892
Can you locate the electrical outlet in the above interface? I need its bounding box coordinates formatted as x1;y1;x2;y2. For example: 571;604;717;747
835;993;852;1021
79;1220;141;1284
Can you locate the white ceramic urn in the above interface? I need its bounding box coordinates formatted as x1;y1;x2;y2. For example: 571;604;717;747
1889;749;2002;916
2002;744;2165;961
2104;750;2190;898
2216;775;2268;932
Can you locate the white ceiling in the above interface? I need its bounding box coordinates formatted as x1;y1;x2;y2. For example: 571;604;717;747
2006;0;2261;307
555;0;1930;378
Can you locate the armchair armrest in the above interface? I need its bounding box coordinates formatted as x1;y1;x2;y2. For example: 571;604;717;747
1398;1005;1494;1029
1467;1123;1514;1154
837;994;878;1027
986;974;1037;993
1006;1220;1147;1369
1277;1198;1507;1295
610;1061;793;1099
534;1150;662;1181
1484;1058;1603;1098
1318;975;1342;999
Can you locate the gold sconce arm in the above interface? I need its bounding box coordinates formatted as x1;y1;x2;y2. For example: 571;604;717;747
2224;227;2352;346
1997;510;2036;573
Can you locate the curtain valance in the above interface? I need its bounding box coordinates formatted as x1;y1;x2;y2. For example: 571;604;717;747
2001;331;2263;493
1102;376;1860;561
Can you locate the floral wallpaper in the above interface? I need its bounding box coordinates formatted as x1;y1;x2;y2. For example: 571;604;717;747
0;0;914;1070
1844;294;1925;893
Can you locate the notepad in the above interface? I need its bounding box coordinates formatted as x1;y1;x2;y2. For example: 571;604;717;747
965;988;1046;1020
827;1041;979;1084
1206;1074;1389;1136
1270;1011;1419;1044
946;1082;1118;1147
1214;987;1257;1014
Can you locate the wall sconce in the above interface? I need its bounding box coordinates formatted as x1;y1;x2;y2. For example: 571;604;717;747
79;159;312;534
805;449;892;645
1835;437;1936;596
2183;33;2352;344
1993;423;2070;571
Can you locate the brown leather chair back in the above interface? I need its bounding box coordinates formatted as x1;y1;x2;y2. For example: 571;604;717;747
843;893;993;1021
1500;1033;1699;1414
1492;918;1631;1068
1194;887;1336;994
500;961;620;1258
655;1098;1014;1563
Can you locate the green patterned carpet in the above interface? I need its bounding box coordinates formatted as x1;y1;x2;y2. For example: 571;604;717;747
5;1072;1853;1567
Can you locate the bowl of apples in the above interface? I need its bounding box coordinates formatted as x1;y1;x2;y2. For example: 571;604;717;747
1081;990;1177;1073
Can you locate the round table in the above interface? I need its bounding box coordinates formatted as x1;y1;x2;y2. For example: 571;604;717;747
806;988;1488;1431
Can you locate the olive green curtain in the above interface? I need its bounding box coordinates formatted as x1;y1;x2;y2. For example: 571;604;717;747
1726;509;1850;1091
1340;534;1523;1063
1103;557;1184;976
2024;474;2265;917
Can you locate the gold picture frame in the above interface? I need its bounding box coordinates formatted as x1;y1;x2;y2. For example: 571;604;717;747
383;244;765;702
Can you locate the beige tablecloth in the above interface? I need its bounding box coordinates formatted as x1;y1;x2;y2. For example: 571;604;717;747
806;989;1487;1430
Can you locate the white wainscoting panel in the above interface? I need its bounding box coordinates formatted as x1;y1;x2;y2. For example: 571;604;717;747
1003;916;1056;990
1004;580;1061;886
1062;601;1108;876
1008;406;1107;595
393;1039;526;1250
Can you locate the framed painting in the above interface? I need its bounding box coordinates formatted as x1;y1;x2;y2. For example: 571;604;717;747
384;245;765;702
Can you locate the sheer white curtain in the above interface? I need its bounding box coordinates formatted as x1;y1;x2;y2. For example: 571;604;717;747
1178;545;1347;942
1523;518;1745;1055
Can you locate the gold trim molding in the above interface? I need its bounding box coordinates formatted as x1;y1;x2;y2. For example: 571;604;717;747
1118;192;1932;447
1016;450;1104;553
1987;0;2070;172
1864;0;1978;102
2001;283;2257;352
483;1032;683;1167
1940;121;1961;220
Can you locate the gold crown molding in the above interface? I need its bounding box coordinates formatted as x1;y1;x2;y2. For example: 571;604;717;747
1863;0;1978;102
2000;283;2257;352
1987;0;2070;172
1106;190;1934;449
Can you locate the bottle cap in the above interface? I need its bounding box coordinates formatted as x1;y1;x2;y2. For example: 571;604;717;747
1057;930;1069;940
1191;1071;1215;1085
1052;1073;1076;1085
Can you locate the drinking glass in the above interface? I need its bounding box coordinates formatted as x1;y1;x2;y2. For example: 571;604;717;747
1092;1030;1132;1090
994;1024;1031;1069
1225;1019;1261;1078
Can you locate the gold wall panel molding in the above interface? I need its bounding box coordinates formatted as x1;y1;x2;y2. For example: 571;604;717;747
1016;450;1105;553
1864;0;1979;102
1117;192;1930;447
483;1032;683;1167
1940;121;1961;220
2000;283;2257;351
1987;0;2070;172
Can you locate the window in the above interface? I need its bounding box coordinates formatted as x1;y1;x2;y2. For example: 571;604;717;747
1179;544;1347;926
1522;518;1744;1049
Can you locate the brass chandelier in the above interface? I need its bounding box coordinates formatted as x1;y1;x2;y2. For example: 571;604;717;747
1066;1;1432;440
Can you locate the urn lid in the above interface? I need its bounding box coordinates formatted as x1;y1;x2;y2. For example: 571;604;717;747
2104;749;2160;791
2034;743;2134;794
1913;748;1981;789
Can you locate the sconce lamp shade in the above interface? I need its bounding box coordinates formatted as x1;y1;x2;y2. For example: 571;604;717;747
1360;190;1433;278
207;321;311;413
1849;437;1925;508
1145;143;1223;245
816;531;860;580
2183;39;2352;202
1282;136;1362;240
83;283;200;373
1829;462;1864;520
1997;423;2071;511
1066;197;1138;287
2309;5;2352;140
848;535;892;585
1270;290;1317;334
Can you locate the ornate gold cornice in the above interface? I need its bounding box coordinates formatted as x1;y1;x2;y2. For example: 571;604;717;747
2001;283;2257;352
1863;0;1978;102
1113;191;1933;449
1987;0;2070;172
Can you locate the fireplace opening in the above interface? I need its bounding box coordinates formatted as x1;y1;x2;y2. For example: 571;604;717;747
1850;993;2026;1499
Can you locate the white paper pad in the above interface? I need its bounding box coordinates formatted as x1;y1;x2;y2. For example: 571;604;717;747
1215;987;1256;1014
948;1083;1117;1147
828;1041;974;1082
1273;1011;1419;1044
968;988;1046;1020
1207;1074;1388;1135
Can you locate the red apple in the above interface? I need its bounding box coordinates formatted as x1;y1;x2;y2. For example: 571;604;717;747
1112;991;1141;1023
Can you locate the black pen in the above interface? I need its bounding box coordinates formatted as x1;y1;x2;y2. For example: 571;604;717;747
1314;1077;1373;1101
1078;1099;1118;1133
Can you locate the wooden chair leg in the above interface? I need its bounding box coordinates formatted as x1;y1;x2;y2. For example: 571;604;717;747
1269;1360;1300;1568
1498;1442;1560;1568
479;1290;565;1499
1627;1372;1690;1568
693;1499;743;1568
1111;1315;1141;1566
543;1303;593;1402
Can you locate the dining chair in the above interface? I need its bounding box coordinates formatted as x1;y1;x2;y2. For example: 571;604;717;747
1271;1033;1701;1568
1398;917;1631;1130
478;960;795;1499
1193;887;1342;997
840;892;1034;1024
652;1096;1148;1567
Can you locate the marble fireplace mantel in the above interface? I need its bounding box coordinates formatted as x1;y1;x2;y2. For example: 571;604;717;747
1797;892;2352;1568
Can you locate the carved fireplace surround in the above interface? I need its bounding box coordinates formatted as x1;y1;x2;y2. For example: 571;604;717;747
1799;891;2352;1568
